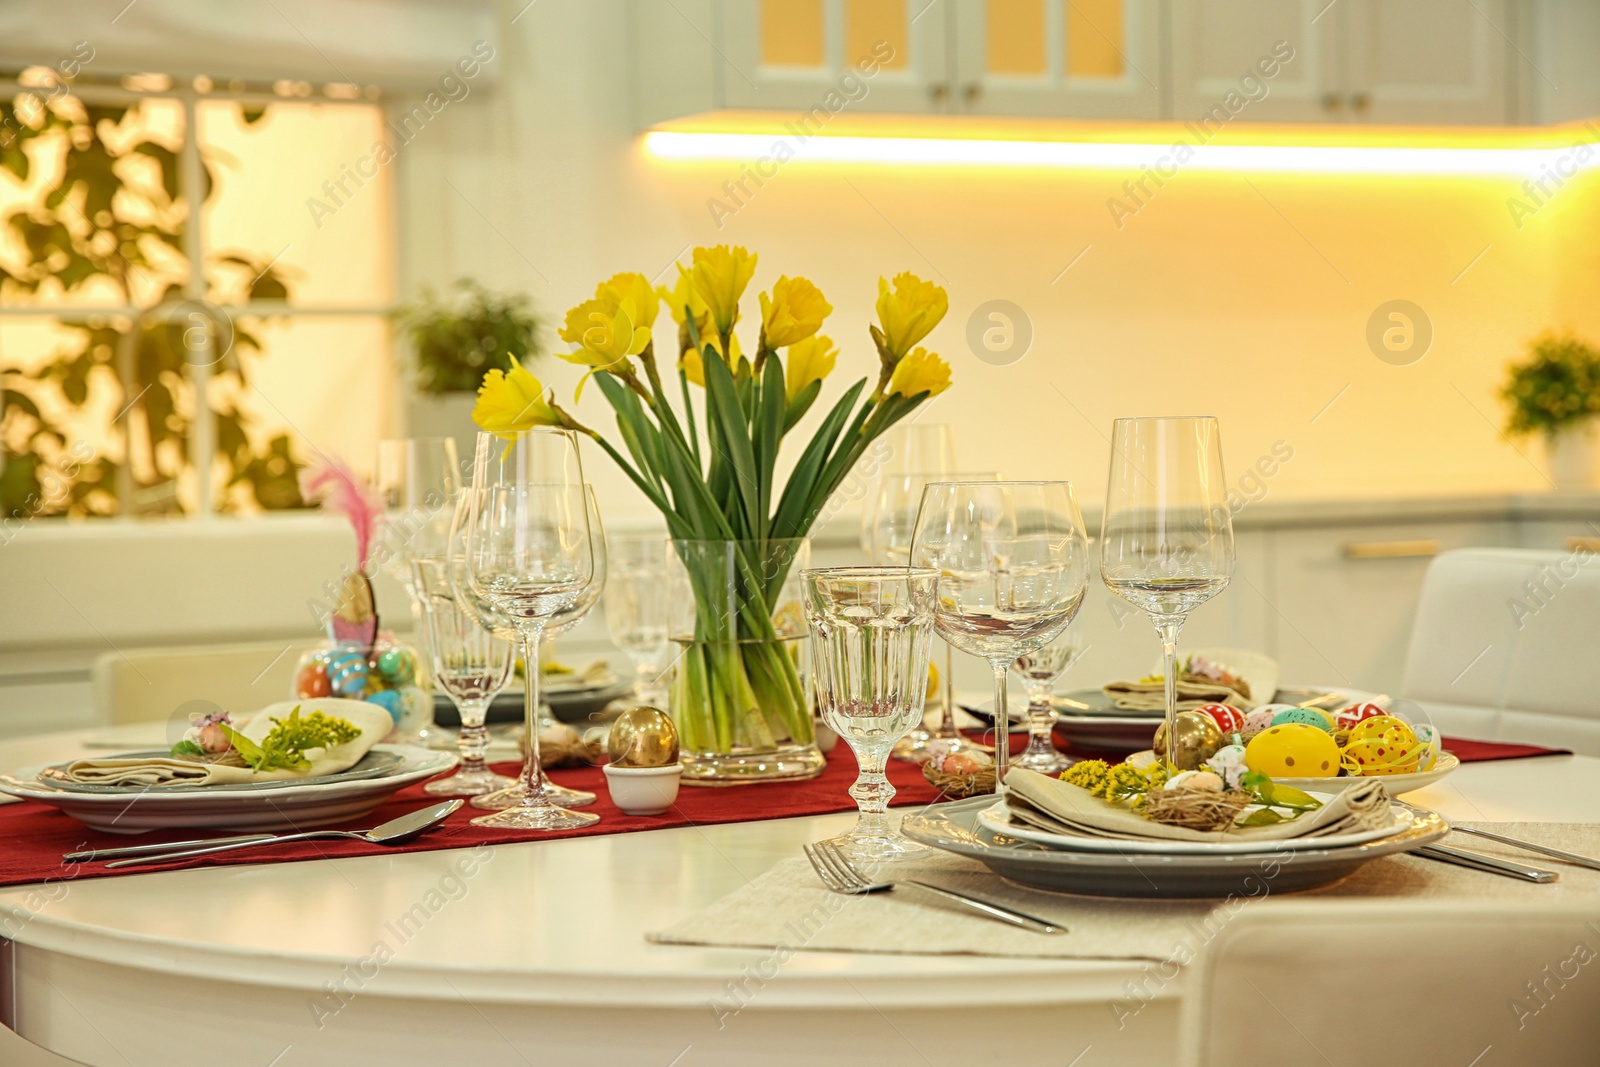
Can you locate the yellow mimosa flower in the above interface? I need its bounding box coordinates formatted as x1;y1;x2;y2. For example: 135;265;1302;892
874;272;948;358
689;245;757;335
784;334;837;401
886;346;951;399
758;275;832;350
596;271;659;331
472;359;563;438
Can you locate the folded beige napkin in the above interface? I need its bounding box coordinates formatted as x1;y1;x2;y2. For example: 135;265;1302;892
540;658;615;693
1101;678;1254;712
58;699;394;787
1003;767;1393;844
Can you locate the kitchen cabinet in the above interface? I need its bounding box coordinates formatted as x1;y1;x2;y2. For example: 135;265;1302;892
1170;0;1510;126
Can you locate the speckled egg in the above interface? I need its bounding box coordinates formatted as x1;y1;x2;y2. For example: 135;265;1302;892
1270;706;1335;733
1343;716;1422;775
1194;703;1246;735
1245;723;1341;778
1335;702;1388;731
327;648;370;697
1239;705;1288;742
1204;743;1249;790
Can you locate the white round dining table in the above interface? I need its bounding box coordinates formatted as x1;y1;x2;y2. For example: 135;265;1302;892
1;723;1596;1067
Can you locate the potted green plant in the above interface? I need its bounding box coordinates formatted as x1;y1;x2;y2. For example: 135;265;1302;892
1502;334;1600;490
397;280;542;450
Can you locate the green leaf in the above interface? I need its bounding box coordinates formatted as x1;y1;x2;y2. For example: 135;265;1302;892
782;379;822;434
169;740;204;758
755;355;785;537
769;378;866;540
701;348;761;539
1236;808;1288;827
1265;783;1322;810
219;724;264;767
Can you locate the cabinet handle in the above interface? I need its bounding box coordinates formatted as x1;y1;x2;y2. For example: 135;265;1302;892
929;83;948;102
962;82;982;103
1565;537;1600;553
1320;92;1342;112
1350;92;1371;113
1343;539;1440;560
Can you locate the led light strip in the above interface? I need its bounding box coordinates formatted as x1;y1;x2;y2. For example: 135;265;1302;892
643;130;1595;176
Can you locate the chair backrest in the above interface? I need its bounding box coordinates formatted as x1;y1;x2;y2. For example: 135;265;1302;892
1401;547;1600;754
90;639;323;726
1180;899;1600;1067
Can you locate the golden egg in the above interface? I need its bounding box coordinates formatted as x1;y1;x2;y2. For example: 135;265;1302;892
1245;722;1341;778
1152;711;1224;771
605;706;680;768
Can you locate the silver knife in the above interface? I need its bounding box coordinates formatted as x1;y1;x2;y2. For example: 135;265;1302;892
1450;826;1600;873
1417;844;1558;883
66;834;279;863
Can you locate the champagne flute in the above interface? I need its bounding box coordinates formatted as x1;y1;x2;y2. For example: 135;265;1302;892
461;429;598;831
1010;625;1085;775
910;481;1090;791
451;485;603;811
1100;416;1235;769
603;534;671;706
412;556;516;796
863;470;1000;761
804;566;939;860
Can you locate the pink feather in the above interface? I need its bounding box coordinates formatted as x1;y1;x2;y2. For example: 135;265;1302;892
299;456;384;569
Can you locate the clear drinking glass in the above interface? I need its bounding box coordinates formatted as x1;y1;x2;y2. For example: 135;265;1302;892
1100;416;1235;769
1010;625;1086;775
374;436;462;746
863;470;1001;761
910;481;1090;792
604;534;671;706
412;557;516;796
804;566;939;861
460;429;598;831
470;486;605;812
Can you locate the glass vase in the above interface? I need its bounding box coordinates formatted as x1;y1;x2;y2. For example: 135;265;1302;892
292;632;433;740
668;537;825;785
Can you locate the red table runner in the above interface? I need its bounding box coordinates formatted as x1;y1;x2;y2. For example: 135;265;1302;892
0;734;1571;889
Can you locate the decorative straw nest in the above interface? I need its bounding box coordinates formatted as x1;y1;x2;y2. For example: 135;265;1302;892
922;761;997;799
516;727;606;769
1140;786;1252;832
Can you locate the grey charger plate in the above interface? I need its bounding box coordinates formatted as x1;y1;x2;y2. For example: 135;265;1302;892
34;749;407;794
900;794;1449;898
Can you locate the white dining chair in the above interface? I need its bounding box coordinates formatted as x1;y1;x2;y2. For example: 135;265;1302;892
1400;547;1600;755
1179;899;1600;1067
90;638;325;727
0;1022;87;1067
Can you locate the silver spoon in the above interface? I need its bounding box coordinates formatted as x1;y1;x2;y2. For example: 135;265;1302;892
99;801;462;869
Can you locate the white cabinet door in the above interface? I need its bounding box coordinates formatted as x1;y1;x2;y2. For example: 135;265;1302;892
720;0;953;113
1168;0;1343;123
1343;0;1508;124
950;0;1162;118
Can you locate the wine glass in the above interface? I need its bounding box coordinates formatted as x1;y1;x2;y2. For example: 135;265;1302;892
471;485;606;811
412;556;516;796
880;422;956;477
375;437;462;746
910;481;1090;791
460;428;598;831
863;470;1000;761
603;533;671;706
803;566;939;861
1010;625;1086;775
1100;416;1235;769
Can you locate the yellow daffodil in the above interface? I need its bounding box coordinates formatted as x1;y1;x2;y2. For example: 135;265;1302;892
875;272;948;359
758;275;832;350
689;245;757;336
886;346;951;399
784;334;836;401
680;331;744;388
596;271;659;331
557;298;651;397
472;359;563;438
660;267;715;353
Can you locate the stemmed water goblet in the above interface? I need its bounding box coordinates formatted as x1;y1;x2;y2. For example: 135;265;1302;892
864;469;1000;761
1010;625;1086;775
412;556;516;796
603;534;671;706
459;428;599;831
803;566;939;861
910;481;1090;791
1100;416;1235;769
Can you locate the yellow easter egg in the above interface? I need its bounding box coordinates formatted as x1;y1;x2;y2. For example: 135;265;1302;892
1343;738;1421;777
1349;716;1416;747
1245;723;1341;778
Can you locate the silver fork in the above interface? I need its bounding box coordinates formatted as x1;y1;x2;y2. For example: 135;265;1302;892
801;839;1066;935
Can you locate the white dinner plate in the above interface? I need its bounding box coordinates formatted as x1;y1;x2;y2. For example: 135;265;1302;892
0;745;457;834
976;797;1414;855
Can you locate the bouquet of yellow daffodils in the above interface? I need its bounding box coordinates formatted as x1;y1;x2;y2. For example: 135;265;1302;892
474;245;951;768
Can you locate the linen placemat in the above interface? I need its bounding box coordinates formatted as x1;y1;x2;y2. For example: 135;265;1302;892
648;822;1600;962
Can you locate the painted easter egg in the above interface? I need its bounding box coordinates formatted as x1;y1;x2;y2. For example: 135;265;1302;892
1270;706;1335;732
364;688;404;723
294;662;332;699
1239;706;1286;742
1203;743;1248;790
1335;702;1388;731
1245;723;1341;778
376;646;416;684
327;647;370;698
1194;703;1246;734
1343;716;1422;775
1349;716;1417;747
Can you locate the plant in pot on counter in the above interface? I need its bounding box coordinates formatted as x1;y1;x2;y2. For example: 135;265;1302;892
1501;333;1600;489
470;246;954;783
399;279;543;395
